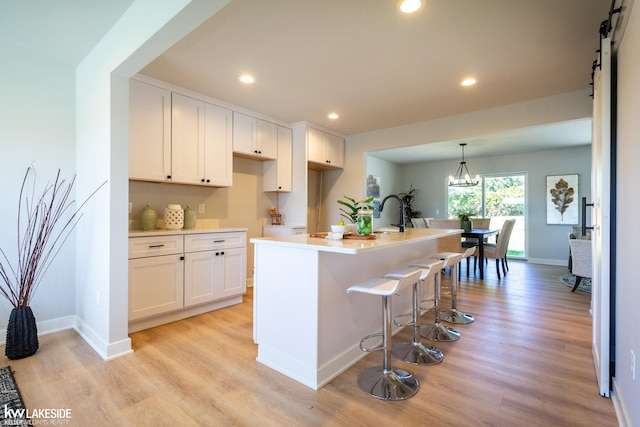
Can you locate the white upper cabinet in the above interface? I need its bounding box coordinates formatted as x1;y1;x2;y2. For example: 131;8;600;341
171;93;205;185
307;127;344;170
129;80;172;182
129;80;232;187
263;126;293;192
204;103;233;187
233;112;278;160
171;93;233;187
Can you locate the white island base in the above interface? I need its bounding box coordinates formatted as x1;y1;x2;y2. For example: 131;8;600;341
251;229;461;390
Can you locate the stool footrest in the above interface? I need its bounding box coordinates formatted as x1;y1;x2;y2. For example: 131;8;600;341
359;333;384;352
393;312;414;327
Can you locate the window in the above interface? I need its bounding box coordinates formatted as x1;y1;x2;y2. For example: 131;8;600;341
448;173;526;258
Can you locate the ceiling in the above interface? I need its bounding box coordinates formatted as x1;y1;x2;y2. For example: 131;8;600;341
3;0;609;163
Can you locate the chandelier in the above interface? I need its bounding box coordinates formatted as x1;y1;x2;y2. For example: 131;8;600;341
449;143;479;187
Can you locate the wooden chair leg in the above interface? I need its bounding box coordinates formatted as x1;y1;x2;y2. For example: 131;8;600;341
572;276;583;292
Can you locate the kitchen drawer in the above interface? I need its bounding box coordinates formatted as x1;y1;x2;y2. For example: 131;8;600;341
184;232;246;252
128;235;184;259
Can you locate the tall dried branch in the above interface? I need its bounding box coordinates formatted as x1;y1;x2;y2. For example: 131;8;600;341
0;167;106;309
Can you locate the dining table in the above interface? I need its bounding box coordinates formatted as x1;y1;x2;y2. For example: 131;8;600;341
461;228;500;279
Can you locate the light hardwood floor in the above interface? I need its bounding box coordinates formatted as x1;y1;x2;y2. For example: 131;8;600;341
2;261;618;426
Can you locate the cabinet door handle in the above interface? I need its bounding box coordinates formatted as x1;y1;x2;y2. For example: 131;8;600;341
201;178;205;182
148;244;165;248
166;175;172;180
220;251;225;256
180;256;184;261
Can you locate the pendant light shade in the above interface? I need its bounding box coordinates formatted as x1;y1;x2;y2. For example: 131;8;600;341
449;143;479;187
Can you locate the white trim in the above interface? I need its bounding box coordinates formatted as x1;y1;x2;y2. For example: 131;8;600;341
74;316;133;361
612;379;631;427
0;314;133;361
0;315;76;345
526;258;567;266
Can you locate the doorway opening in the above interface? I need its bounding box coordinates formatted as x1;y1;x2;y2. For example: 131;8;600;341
447;173;526;258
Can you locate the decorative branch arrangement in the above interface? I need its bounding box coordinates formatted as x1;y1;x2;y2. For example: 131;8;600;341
0;167;106;309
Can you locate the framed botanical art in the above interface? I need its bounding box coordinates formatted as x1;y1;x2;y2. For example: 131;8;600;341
546;174;578;224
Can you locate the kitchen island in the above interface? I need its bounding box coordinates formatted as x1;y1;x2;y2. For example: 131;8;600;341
250;228;462;389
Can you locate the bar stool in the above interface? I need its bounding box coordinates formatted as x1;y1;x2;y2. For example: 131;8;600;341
437;247;476;324
413;256;461;342
385;261;445;365
346;269;422;400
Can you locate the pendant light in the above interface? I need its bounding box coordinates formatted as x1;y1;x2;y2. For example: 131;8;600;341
449;143;479;187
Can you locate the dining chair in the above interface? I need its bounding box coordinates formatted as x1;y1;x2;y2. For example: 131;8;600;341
568;239;592;292
476;219;516;279
426;219;461;229
410;218;428;228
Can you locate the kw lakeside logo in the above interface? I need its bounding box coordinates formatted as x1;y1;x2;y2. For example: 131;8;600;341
3;405;72;425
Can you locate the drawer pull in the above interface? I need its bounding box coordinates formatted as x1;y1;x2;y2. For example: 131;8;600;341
148;244;165;248
214;240;225;243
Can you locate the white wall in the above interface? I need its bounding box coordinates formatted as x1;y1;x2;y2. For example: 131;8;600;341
613;0;640;423
385;145;591;263
0;42;77;330
317;91;593;235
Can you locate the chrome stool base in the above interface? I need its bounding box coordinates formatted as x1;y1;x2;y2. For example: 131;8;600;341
357;366;419;400
421;323;461;342
392;341;444;365
441;309;475;324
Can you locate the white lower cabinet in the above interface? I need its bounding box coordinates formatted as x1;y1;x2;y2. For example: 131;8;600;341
128;254;184;321
128;231;246;332
184;247;246;306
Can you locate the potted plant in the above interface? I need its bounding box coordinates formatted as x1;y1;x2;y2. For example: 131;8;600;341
457;211;476;232
399;184;422;227
337;196;374;232
0;167;104;359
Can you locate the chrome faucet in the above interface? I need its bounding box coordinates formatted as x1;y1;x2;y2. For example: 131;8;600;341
379;194;405;232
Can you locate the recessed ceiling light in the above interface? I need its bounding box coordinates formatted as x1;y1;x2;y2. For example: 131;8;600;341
239;74;255;84
461;78;477;87
328;113;339;120
398;0;424;14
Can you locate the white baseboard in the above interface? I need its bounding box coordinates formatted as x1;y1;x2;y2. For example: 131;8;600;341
74;316;133;361
526;258;568;266
0;315;77;345
0;314;132;361
612;378;631;427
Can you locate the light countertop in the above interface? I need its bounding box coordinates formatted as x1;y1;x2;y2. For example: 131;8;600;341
250;228;461;254
129;227;247;238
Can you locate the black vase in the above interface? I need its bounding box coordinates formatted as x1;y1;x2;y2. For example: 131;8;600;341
5;306;39;360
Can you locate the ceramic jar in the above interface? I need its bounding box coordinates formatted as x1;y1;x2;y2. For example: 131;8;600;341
164;204;184;230
139;204;157;230
183;205;197;229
